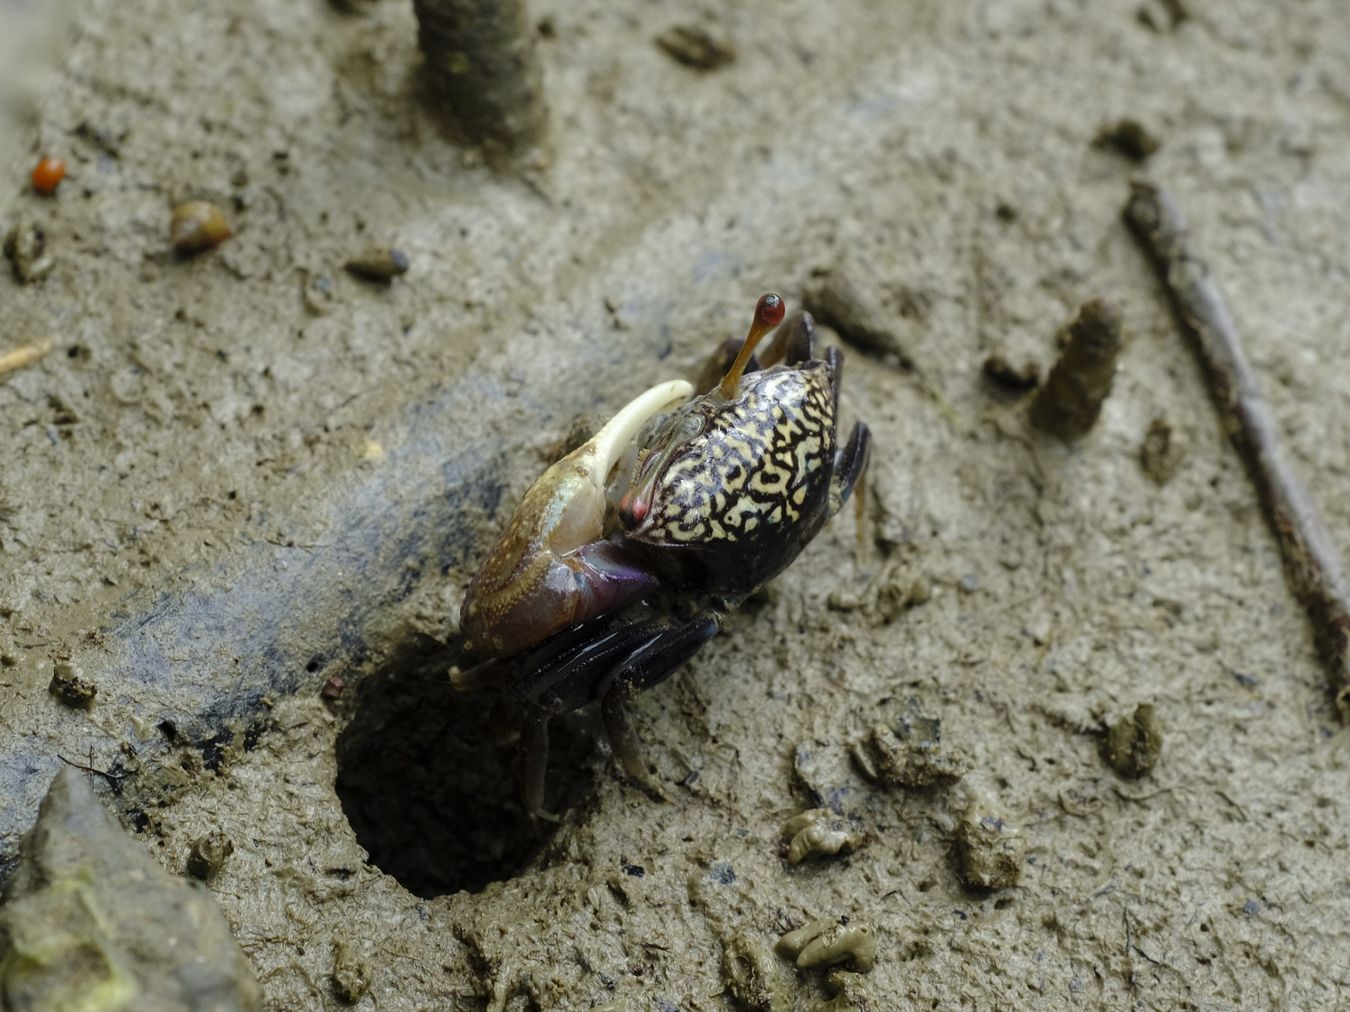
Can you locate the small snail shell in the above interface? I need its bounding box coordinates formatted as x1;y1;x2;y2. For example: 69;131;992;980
170;201;232;254
344;246;410;282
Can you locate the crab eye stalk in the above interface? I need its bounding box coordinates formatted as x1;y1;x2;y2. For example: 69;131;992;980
718;292;786;398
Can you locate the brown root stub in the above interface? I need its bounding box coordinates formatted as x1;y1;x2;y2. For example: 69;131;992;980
1029;297;1123;441
413;0;547;158
1102;702;1163;778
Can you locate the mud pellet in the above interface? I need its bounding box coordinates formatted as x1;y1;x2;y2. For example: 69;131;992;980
777;917;876;973
1139;417;1185;485
811;970;875;1012
982;351;1040;391
796;922;876;973
0;338;54;378
781;809;864;865
331;939;374;1004
4;219;54;283
721;930;786;1011
802;269;910;364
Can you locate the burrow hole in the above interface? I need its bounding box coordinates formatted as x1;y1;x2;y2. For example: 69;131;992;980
334;634;596;898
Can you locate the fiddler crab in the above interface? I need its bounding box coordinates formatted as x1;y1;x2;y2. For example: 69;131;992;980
455;294;871;819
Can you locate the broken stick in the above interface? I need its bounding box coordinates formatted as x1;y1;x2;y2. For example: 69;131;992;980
1124;181;1350;722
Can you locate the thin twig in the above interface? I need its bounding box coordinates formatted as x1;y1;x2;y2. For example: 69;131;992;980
0;337;53;377
1124;181;1350;722
57;753;125;788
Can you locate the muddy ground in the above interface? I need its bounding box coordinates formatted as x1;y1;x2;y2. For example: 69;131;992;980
2;0;1348;1008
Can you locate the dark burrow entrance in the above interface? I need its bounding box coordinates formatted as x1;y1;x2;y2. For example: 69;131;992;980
334;634;596;898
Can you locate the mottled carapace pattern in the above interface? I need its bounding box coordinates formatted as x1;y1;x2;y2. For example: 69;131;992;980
635;363;836;545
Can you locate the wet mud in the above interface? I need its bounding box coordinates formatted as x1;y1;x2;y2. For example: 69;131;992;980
1;0;1348;1008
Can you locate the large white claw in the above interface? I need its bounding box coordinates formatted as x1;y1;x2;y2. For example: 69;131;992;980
576;379;694;484
459;377;694;658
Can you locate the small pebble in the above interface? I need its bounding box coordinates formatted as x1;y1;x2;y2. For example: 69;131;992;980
1094;118;1162;161
655;24;736;70
982;351;1040;391
170;201;232;255
344;246;410;282
304;274;337;315
320;675;346;701
48;662;96;709
186;830;235;881
1102;702;1163;778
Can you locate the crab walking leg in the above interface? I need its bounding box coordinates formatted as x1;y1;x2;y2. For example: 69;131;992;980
600;687;663;799
759;311;816;368
509;614;714;817
829;422;872;517
460;379;693;657
599;613;721;798
520;706;561;823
